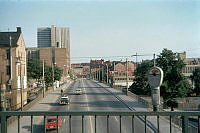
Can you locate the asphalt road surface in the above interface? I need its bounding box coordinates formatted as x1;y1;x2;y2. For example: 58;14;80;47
45;78;152;133
6;79;153;133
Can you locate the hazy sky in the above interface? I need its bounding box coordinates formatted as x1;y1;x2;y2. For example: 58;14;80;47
0;0;199;63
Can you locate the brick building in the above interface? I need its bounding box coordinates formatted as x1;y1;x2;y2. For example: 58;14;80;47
0;27;27;110
71;63;90;77
26;47;70;81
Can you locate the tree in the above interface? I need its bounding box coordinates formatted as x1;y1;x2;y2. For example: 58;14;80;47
129;60;153;95
27;59;63;88
44;66;63;87
156;49;191;110
129;49;191;111
27;59;43;80
191;68;200;96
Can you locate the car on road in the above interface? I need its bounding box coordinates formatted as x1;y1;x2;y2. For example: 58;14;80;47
75;88;82;95
59;95;70;105
45;116;63;130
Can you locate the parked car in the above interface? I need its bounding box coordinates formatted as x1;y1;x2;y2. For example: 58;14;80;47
45;116;63;130
75;88;82;95
59;95;70;105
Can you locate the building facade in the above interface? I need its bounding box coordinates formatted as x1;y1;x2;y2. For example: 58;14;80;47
26;47;70;81
0;27;27;110
178;52;200;77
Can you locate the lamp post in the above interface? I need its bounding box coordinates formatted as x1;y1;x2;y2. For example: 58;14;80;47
99;65;101;82
106;64;108;84
126;58;128;96
63;65;66;82
52;62;56;90
102;66;104;82
42;60;45;98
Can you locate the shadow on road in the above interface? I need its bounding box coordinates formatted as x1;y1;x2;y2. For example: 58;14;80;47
22;124;44;133
40;102;59;106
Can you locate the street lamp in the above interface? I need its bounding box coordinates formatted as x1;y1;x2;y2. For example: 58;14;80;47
106;64;108;84
52;62;56;90
126;58;128;96
63;65;67;82
42;60;45;98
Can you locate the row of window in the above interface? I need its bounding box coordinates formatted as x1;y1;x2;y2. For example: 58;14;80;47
182;66;200;73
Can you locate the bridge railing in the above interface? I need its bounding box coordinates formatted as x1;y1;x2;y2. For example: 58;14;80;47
0;111;200;133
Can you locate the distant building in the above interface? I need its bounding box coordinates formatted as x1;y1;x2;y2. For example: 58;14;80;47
26;47;70;81
178;52;200;77
0;27;27;110
90;59;136;88
71;63;90;77
111;61;136;88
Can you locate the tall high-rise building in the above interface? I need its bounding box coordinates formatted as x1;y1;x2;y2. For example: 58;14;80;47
37;25;70;50
36;25;70;81
37;27;51;48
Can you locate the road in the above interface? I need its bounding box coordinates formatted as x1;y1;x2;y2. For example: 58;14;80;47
6;79;156;133
47;78;152;133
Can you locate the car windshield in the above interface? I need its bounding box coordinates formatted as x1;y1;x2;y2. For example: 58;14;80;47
47;119;57;123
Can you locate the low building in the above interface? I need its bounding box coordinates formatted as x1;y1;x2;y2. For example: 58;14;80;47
112;75;135;88
71;63;90;78
0;27;27;110
111;61;136;88
178;52;200;77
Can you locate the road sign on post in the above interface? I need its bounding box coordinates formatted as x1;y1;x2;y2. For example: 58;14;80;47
148;66;163;111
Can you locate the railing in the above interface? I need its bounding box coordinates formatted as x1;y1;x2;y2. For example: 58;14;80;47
1;111;200;133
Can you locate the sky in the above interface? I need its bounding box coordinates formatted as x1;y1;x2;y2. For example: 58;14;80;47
0;0;199;63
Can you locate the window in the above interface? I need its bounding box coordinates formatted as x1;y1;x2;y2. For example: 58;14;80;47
6;49;10;60
6;65;10;75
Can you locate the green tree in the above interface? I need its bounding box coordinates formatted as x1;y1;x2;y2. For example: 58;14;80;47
191;68;200;96
156;49;191;110
27;59;43;80
129;49;191;111
129;60;153;95
44;66;63;87
27;59;63;88
54;66;63;81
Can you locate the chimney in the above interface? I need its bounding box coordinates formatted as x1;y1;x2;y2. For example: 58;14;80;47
17;27;21;33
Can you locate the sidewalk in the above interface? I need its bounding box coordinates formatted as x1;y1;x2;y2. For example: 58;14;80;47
95;81;182;133
7;81;72;133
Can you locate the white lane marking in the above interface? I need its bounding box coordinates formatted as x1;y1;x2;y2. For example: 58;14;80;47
82;78;94;133
115;116;119;122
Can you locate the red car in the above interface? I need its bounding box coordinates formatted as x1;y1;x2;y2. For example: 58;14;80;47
45;116;63;130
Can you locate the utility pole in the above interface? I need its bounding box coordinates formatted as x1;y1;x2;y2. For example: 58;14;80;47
52;63;55;90
113;62;115;87
43;60;45;98
153;53;156;67
126;58;128;96
98;66;100;82
106;64;108;84
95;68;97;80
102;66;104;82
